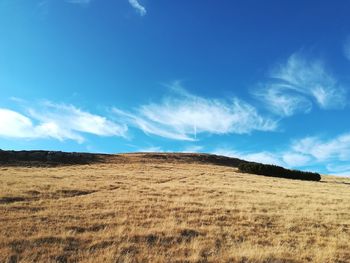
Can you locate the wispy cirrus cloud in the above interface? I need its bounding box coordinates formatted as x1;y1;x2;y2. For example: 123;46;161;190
326;164;350;177
291;133;350;162
253;53;347;117
0;102;127;143
128;0;146;16
213;132;350;176
253;83;312;117
281;152;311;167
114;84;277;141
290;133;350;176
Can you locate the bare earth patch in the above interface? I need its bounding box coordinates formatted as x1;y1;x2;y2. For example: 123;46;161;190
0;153;350;262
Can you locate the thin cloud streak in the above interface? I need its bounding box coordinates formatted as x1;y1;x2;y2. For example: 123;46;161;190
291;134;350;162
253;53;347;117
326;164;350;177
114;86;277;141
282;152;311;167
128;0;146;16
253;83;312;116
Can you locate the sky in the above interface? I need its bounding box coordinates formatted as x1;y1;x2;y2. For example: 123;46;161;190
0;0;350;176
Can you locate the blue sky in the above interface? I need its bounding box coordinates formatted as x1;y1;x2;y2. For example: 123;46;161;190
1;0;350;176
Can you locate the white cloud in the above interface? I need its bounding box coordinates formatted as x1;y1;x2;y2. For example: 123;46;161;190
212;148;283;166
128;0;146;16
273;54;346;108
114;108;194;141
288;133;350;175
328;171;350;177
0;109;37;139
253;83;312;116
253;53;347;116
282;152;311;167
212;147;317;171
0;108;84;142
30;102;127;138
242;152;283;166
291;133;350;161
212;132;350;175
0;103;127;143
327;164;350;173
138;146;163;152
182;145;204;153
326;164;350;177
114;86;277;141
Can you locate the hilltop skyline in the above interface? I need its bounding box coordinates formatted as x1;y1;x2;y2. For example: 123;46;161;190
1;0;350;175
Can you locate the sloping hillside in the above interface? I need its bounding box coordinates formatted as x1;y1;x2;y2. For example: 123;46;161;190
0;153;349;262
0;150;245;167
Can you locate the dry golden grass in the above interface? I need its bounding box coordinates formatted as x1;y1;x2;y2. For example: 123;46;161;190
1;153;350;263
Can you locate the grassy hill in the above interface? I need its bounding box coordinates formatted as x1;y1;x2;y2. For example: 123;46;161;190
0;153;349;262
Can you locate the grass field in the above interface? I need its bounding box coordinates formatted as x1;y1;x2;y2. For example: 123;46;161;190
1;153;350;263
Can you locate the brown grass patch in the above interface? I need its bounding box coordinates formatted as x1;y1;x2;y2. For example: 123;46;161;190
0;153;350;262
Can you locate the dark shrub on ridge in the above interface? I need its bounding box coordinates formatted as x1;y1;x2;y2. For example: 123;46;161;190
238;162;321;181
